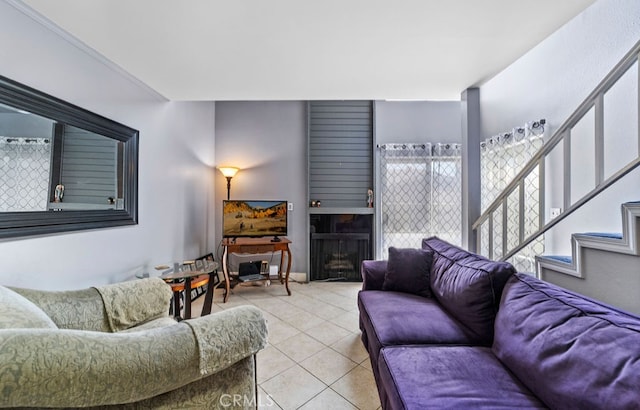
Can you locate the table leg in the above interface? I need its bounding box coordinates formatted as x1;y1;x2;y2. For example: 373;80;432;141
278;251;285;284
172;289;181;320
184;277;192;319
200;271;217;316
222;245;231;303
284;246;292;296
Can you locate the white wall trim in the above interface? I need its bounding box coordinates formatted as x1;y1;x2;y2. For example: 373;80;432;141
6;0;168;103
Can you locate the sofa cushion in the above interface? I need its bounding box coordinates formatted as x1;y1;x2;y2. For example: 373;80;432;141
493;274;640;410
382;247;433;298
422;236;515;344
0;286;57;329
361;260;388;291
358;290;479;376
378;345;545;410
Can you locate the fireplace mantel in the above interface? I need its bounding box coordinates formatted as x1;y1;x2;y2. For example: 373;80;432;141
308;207;374;215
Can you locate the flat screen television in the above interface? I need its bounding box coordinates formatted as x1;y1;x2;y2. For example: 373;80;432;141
222;200;288;240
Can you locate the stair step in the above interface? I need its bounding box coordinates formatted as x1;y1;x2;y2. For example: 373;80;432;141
543;255;573;264
582;232;623;239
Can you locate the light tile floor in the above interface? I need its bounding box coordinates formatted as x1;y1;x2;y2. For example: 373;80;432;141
191;280;381;410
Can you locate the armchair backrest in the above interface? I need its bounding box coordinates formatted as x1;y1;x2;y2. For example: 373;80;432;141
8;286;110;331
0;286;57;330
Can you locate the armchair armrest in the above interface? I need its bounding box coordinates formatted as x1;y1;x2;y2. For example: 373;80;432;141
361;260;388;290
185;305;268;376
0;305;267;408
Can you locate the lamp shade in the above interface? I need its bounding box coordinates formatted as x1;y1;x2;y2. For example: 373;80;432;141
219;167;239;178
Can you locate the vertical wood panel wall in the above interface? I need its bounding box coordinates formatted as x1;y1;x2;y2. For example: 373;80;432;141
308;101;373;208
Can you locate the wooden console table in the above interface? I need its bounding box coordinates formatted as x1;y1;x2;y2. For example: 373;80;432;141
221;237;292;302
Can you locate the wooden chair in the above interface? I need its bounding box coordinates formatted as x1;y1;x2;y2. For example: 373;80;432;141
167;254;220;320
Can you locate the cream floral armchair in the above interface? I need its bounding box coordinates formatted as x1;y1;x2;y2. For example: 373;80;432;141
0;277;268;409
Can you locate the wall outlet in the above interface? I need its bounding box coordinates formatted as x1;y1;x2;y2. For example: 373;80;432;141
288;202;294;211
550;208;562;219
269;265;279;277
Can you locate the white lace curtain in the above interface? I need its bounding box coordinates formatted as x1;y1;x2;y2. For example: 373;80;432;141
379;143;462;259
479;121;545;271
480;121;545;211
0;137;51;212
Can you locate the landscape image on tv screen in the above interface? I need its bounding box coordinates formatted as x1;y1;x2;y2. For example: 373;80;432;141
223;200;287;237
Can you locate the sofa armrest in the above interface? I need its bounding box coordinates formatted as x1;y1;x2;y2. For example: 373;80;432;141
0;305;267;408
361;260;388;290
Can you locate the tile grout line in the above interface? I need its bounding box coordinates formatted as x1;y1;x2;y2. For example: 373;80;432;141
195;282;379;409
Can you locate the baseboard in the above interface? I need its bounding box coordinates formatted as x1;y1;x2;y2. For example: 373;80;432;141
266;270;307;283
290;272;308;283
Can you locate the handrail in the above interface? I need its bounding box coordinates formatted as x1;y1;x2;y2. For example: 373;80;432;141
503;157;640;261
472;38;640;261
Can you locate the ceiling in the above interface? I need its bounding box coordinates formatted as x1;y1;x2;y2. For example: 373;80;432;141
21;0;596;101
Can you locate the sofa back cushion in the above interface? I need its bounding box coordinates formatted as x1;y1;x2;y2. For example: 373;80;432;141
0;286;57;329
422;236;515;344
382;247;433;298
493;274;640;409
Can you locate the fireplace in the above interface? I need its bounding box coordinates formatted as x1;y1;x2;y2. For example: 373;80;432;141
310;213;372;281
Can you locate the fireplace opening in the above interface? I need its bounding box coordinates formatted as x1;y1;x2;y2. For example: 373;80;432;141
310;214;372;281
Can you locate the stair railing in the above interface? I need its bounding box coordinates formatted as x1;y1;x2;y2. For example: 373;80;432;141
472;39;640;263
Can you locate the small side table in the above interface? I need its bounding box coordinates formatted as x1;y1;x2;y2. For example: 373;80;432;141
160;261;219;320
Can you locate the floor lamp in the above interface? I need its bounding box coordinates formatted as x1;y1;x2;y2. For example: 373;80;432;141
219;167;239;200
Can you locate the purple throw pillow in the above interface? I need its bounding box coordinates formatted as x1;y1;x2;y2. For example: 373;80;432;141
422;236;515;344
382;247;433;298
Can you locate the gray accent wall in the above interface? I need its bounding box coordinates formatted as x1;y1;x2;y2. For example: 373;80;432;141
215;100;462;275
214;101;307;272
375;100;462;144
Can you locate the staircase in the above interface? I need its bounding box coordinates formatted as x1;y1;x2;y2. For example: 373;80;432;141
473;38;640;266
471;39;640;314
537;201;640;278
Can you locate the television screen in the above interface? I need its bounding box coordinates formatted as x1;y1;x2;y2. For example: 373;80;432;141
223;200;288;238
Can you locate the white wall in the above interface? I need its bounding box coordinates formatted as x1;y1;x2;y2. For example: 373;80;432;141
375;101;462;144
479;0;640;256
0;2;216;289
214;101;307;272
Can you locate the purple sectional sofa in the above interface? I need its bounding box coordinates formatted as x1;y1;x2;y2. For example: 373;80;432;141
358;237;640;409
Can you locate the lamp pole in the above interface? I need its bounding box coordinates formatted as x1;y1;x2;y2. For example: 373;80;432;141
226;176;232;200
